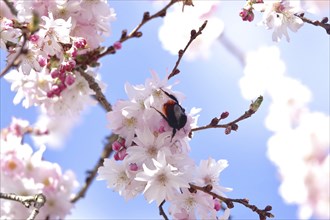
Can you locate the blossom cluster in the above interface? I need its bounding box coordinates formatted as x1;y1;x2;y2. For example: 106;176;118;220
239;0;304;42
1;0;115;117
1;118;78;219
97;72;232;219
239;46;329;219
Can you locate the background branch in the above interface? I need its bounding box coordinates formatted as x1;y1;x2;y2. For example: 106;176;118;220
0;36;27;78
296;13;330;34
159;200;169;220
189;184;274;220
3;0;18;16
70;134;117;203
0;192;46;220
79;70;112;112
168;20;208;79
98;0;179;59
190;96;263;135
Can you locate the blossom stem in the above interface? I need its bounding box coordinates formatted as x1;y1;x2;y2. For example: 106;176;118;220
189;184;274;220
79;70;112;112
2;0;18;16
159;200;169;220
295;13;330;34
190;96;263;134
0;192;46;220
70;134;116;203
99;0;179;59
218;32;246;67
0;36;27;78
168;20;208;80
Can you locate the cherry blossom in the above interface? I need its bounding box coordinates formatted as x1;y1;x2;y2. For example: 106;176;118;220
1;120;78;219
254;0;304;42
98;72;231;219
240;46;329;219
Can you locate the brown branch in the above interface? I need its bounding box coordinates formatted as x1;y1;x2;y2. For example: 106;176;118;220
168;20;208;80
159;200;169;220
98;0;179;59
218;32;245;67
79;70;112;112
190;96;263;135
295;13;330;35
0;36;27;78
3;0;18;16
0;192;46;220
189;184;274;220
70;134;117;203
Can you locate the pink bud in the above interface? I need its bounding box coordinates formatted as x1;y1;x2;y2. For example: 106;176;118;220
220;111;229;119
214;199;221;211
114;152;120;161
118;137;125;146
117;149;128;160
112;141;122;151
51;70;60;79
113;41;122;50
71;47;78;57
68;60;76;70
239;9;248;19
65;74;75;86
29;34;39;43
74;38;87;49
129;163;138;171
38;56;47;67
247;12;254;22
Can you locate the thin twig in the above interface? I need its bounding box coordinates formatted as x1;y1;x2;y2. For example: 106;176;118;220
0;192;46;220
218;32;245;67
295;13;330;34
3;0;18;16
0;36;27;78
168;20;208;80
79;70;112;112
70;134;116;203
98;0;179;59
190;96;263;135
189;184;274;220
159;200;169;220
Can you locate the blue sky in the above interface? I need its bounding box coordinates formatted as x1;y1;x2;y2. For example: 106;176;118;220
1;1;329;219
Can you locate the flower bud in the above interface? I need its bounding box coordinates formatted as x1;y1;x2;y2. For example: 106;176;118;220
220;111;229;119
129;163;138;171
214;199;221;211
113;41;122;50
112;140;122;151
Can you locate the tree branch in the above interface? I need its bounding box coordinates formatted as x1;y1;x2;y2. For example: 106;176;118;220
3;0;18;16
295;13;330;34
70;134;117;203
189;184;274;220
190;96;263;135
79;70;112;112
98;0;179;59
168;20;208;80
159;200;169;220
0;192;46;220
0;36;27;78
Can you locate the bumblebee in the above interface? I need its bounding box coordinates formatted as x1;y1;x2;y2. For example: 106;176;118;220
152;88;187;140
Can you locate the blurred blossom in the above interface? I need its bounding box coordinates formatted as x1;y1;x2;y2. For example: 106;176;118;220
239;46;285;100
158;1;224;60
254;0;304;42
240;46;329;219
1;121;79;219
